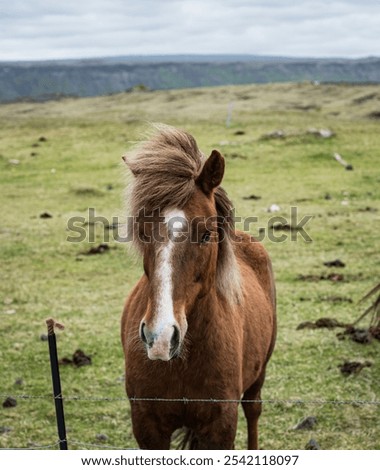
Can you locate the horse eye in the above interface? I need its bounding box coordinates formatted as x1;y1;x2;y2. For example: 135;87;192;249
200;231;211;244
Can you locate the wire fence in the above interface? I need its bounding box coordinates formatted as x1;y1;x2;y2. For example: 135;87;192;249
1;393;379;406
1;392;379;450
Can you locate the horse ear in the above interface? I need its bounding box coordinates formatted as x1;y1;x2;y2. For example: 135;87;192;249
196;150;225;195
122;155;140;176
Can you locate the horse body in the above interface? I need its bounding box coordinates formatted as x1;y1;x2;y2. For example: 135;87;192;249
121;127;276;449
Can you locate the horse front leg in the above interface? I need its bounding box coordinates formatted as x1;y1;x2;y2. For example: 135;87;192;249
242;371;266;450
191;403;238;450
130;405;173;449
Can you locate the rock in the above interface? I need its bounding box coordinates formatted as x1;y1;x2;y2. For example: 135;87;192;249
267;204;281;213
305;439;320;450
293;416;317;430
307;128;334;138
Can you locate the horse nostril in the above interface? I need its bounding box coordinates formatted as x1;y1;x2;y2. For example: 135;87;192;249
171;325;180;351
140;322;147;344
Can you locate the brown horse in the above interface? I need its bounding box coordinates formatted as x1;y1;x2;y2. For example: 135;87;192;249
121;126;276;450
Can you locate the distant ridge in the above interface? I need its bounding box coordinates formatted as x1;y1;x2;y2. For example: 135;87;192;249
0;55;379;103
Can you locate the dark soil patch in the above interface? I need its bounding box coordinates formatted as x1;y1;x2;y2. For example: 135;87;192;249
234;130;245;135
297;317;348;330
352;93;377;104
59;349;92;367
38;136;47;142
336;326;373;344
2;397;17;408
297;273;344;282
358;206;378;213
84;243;110;255
323;259;345;268
243;194;261;200
339;360;372;376
320;296;353;303
40;211;53;219
369;325;380;340
367;111;380;120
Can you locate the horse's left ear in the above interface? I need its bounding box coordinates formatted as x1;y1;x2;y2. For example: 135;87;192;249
196;150;225;195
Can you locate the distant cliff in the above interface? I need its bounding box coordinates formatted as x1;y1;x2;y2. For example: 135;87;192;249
0;55;379;102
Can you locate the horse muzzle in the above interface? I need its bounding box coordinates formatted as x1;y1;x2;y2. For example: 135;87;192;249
140;322;182;361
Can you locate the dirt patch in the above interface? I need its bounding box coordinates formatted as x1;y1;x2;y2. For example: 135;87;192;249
367;111;380;120
358;206;378;213
323;259;345;268
242;194;261;200
338;361;372;376
336;326;373;344
352;93;377;104
297;317;348;330
320;296;353;303
297;273;344;282
2;397;17;408
59;349;92;367
84;243;110;255
40;211;53;219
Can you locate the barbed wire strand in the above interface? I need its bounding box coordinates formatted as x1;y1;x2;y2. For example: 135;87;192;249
69;439;137;450
0;441;61;450
0;393;379;406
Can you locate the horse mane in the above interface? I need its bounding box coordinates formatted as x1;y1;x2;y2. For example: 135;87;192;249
124;125;242;305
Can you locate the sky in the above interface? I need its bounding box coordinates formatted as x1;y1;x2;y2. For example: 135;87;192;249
1;0;380;61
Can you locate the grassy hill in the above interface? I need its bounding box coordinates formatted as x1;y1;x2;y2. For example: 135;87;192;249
1;56;380;103
0;82;379;450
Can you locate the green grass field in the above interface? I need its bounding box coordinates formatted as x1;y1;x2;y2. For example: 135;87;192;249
0;82;379;450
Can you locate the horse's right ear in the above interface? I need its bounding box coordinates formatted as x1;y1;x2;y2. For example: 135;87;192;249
122;155;140;176
196;150;225;195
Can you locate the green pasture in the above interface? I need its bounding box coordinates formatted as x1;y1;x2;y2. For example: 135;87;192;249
0;82;379;449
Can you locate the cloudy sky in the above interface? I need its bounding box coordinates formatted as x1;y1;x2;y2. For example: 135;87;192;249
1;0;380;61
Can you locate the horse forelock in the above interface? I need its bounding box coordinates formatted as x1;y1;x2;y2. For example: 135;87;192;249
125;125;204;215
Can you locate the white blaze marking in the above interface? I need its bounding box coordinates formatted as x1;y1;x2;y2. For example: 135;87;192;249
153;208;185;333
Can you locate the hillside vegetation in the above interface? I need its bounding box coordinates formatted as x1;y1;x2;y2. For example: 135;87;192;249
0;82;379;450
1;56;380;102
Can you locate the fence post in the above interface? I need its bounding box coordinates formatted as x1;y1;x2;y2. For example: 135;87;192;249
46;318;68;450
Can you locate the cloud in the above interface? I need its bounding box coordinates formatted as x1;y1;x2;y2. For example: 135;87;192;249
1;0;379;60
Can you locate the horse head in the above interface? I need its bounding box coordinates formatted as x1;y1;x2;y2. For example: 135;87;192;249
126;149;225;361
